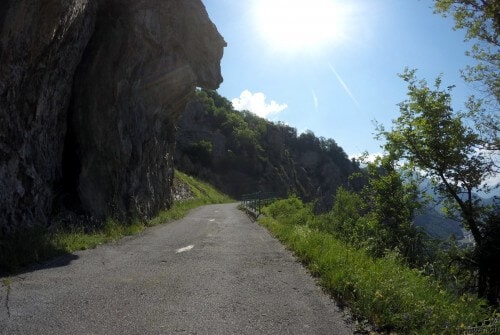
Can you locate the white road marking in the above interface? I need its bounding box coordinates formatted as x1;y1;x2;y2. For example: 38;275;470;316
175;245;194;253
209;219;215;222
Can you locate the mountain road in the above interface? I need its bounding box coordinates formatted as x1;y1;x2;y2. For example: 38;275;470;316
1;203;353;334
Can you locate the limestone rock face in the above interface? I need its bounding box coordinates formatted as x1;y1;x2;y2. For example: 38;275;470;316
0;0;98;234
68;0;225;221
0;0;225;235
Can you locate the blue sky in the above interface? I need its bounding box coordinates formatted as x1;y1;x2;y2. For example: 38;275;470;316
202;0;477;158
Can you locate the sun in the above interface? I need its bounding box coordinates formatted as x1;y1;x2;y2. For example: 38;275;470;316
253;0;353;53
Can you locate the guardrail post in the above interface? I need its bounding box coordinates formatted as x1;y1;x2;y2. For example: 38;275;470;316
258;191;261;215
241;191;280;217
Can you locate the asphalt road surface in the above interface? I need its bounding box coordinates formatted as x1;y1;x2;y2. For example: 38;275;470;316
1;203;354;334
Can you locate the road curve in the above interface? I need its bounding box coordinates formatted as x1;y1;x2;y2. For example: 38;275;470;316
1;203;353;334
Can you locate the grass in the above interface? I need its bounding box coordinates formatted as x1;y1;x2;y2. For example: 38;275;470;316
148;170;232;226
260;198;494;334
0;170;232;274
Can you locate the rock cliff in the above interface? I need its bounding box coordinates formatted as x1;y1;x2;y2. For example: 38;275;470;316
175;90;361;211
0;0;225;235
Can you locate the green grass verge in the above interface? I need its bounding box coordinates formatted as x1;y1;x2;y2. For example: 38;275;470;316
260;200;494;334
148;170;232;225
0;170;232;274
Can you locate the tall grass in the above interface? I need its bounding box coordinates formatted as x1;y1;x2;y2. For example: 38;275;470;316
261;198;493;334
0;171;232;274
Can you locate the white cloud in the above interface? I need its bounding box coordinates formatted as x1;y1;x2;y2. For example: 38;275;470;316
349;152;384;164
231;90;288;119
349;152;378;161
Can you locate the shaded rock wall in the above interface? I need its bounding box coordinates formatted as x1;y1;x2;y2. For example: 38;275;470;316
0;0;225;235
0;0;98;233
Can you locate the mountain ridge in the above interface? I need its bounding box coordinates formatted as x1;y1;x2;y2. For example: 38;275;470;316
175;89;361;211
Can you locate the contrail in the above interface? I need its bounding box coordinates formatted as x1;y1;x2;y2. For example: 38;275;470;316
311;89;319;111
328;63;361;110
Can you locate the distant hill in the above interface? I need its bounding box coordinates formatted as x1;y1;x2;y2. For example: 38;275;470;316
414;208;464;240
413;179;498;240
175;89;361;210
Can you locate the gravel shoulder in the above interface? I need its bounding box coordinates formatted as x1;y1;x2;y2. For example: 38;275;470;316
1;203;353;334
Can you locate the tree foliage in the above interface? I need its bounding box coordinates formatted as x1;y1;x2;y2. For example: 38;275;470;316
380;68;499;302
434;0;499;102
434;0;499;154
324;154;426;266
381;69;496;244
361;156;425;264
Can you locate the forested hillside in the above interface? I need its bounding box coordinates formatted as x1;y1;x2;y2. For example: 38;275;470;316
175;89;361;209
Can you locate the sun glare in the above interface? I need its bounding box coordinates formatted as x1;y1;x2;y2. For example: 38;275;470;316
253;0;353;53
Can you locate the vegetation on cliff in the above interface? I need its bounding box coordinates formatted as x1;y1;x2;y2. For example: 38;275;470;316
175;89;361;209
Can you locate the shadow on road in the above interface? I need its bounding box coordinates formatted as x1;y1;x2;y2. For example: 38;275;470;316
1;253;79;279
0;236;80;279
28;253;80;272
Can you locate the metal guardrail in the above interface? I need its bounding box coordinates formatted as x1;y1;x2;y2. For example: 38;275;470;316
461;315;499;335
240;191;280;216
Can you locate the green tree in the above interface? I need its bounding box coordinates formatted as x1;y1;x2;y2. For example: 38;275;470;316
325;156;425;265
433;0;499;152
326;186;365;245
380;68;499;300
187;140;212;165
360;156;425;264
434;0;499;102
